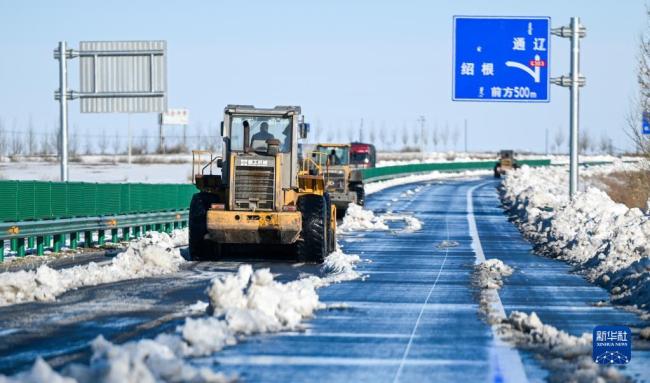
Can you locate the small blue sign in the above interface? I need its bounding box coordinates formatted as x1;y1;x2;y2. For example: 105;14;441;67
453;16;551;102
643;112;650;135
593;326;632;365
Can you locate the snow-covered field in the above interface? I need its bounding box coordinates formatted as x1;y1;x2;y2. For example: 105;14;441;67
1;152;637;183
502;162;650;313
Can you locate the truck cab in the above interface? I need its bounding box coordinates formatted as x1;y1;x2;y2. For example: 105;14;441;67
315;143;364;215
350;142;377;168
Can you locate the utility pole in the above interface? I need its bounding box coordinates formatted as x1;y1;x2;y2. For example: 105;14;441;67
551;17;586;198
127;113;132;164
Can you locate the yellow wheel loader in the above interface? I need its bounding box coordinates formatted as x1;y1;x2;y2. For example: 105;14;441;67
315;143;364;216
190;105;336;262
493;150;520;178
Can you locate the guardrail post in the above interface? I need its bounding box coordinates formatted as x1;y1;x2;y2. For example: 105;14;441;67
53;234;63;252
0;240;4;262
155;223;162;232
173;221;179;230
28;237;35;250
10;238;17;252
164;222;172;234
98;230;105;246
36;236;44;256
17;238;25;257
123;227;131;241
111;229;119;243
84;231;92;247
70;232;78;249
134;226;141;238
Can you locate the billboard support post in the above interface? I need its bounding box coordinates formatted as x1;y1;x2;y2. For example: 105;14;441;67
55;41;70;182
551;17;586;198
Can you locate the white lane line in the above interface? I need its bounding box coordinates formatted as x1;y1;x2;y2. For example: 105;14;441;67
392;220;450;383
467;182;528;383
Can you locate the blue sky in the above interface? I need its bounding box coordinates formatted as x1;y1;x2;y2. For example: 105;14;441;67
0;0;646;153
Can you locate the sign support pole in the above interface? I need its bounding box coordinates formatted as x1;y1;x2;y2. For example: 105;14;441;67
128;113;132;165
57;41;69;182
551;17;586;198
568;17;581;198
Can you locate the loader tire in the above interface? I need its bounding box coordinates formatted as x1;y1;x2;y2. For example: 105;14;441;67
324;193;336;253
354;184;365;206
296;195;327;263
189;192;221;261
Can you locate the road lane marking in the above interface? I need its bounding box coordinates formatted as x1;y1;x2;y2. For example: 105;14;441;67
467;182;528;383
392;220;450;383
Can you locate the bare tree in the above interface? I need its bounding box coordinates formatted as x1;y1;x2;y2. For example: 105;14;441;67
10;119;23;157
0;118;6;158
346;121;355;142
369;120;376;144
326;122;335;142
27;117;36;156
358;119;364;142
378;121;387;150
112;132;121;155
401;122;408;150
440;122;450;150
69;125;79;157
431;122;439;151
391;126;398;151
84;131;94;155
452;125;461;150
554;126;565;154
579;129;591;154
626;7;650;157
98;130;109;155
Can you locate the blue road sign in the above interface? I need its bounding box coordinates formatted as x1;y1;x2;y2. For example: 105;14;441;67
453;16;551;102
643;112;650;135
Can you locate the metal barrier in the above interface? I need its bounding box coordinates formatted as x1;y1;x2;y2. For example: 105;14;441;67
357;159;552;182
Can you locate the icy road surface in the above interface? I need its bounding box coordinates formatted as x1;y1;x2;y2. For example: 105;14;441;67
0;177;649;382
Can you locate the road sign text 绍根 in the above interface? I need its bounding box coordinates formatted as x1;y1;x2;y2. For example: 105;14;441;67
453;16;550;102
643;112;650;135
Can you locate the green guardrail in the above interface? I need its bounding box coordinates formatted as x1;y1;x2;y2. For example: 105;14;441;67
0;181;197;261
0;181;196;223
358;159;552;182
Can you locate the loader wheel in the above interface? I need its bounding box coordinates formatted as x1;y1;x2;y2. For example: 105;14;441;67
324;193;336;253
296;195;327;263
355;184;365;206
189;192;221;261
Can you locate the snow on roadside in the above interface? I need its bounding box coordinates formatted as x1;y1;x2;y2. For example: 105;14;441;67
0;230;187;307
472;259;630;383
0;249;361;383
501;163;650;312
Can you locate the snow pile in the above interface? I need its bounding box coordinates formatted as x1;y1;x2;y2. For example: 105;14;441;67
0;231;186;307
0;248;361;383
502;164;650;311
365;169;490;195
499;311;629;383
381;213;422;232
338;204;423;233
338;204;389;232
474;259;513;289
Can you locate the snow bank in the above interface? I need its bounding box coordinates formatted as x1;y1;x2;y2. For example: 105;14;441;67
502;163;650;311
499;311;629;383
0;231;186;307
0;248;361;383
472;259;630;382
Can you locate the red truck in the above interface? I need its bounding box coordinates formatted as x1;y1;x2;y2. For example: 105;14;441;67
350;142;376;168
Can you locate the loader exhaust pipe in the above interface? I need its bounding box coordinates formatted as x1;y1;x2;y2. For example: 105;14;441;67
243;120;251;153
